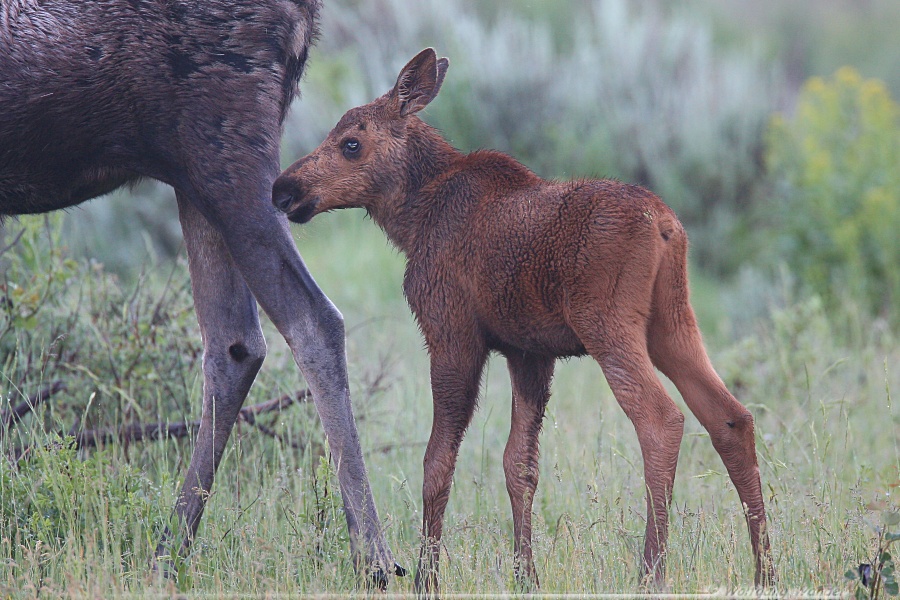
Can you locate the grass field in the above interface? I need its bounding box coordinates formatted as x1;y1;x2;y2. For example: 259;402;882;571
2;210;898;597
3;0;899;595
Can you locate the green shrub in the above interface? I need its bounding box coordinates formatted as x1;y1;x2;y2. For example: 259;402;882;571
286;0;782;273
0;213;337;594
1;214;201;442
1;212;322;451
0;436;168;586
765;67;900;319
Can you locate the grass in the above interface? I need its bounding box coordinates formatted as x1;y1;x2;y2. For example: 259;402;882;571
2;210;898;597
4;0;898;594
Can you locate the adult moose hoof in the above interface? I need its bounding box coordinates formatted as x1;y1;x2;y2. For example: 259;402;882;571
367;562;408;591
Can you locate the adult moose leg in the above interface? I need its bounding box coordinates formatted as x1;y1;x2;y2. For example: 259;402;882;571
647;236;774;586
415;335;488;596
570;305;685;587
222;209;396;580
153;193;268;570
504;352;554;588
1;0;397;585
160;169;396;582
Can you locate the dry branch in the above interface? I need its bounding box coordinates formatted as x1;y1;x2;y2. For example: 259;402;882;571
0;380;67;438
11;388;311;462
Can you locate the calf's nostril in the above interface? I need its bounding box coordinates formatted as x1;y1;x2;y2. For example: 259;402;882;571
272;182;296;212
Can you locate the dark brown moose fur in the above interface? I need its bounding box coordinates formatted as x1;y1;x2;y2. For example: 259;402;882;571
274;48;775;592
0;0;400;585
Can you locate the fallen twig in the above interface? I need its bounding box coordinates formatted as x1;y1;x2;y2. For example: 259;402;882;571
367;440;426;456
11;388;311;462
0;380;67;438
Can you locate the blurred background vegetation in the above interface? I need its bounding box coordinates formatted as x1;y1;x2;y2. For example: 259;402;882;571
2;0;899;594
50;0;900;325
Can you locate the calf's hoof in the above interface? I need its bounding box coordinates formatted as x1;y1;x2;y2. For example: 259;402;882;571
414;567;440;598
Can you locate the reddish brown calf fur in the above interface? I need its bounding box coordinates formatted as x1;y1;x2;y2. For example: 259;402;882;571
274;48;775;593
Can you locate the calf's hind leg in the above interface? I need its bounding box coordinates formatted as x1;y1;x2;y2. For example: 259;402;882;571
571;306;685;586
647;266;774;585
504;352;554;587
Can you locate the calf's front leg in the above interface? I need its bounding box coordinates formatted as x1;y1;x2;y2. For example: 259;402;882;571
504;352;554;588
415;339;488;596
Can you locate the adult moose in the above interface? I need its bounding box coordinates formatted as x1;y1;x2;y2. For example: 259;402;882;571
273;48;775;593
0;0;399;585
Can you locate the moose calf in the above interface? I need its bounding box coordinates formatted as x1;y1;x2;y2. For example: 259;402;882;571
273;48;775;592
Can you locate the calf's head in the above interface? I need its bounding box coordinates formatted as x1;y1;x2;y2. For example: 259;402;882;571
273;48;449;223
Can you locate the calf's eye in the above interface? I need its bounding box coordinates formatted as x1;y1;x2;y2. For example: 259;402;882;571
342;138;361;159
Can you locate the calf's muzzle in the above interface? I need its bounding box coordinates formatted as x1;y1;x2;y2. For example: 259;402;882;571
272;174;319;223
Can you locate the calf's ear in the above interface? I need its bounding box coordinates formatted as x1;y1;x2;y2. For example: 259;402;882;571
434;57;449;97
391;48;450;117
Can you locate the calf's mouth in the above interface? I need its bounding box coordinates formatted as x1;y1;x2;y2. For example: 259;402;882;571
286;198;320;224
272;177;319;224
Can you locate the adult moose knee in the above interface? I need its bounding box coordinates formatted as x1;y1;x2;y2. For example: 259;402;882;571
274;47;775;593
0;0;399;586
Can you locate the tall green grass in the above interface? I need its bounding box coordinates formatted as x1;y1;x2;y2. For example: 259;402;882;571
2;212;897;596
